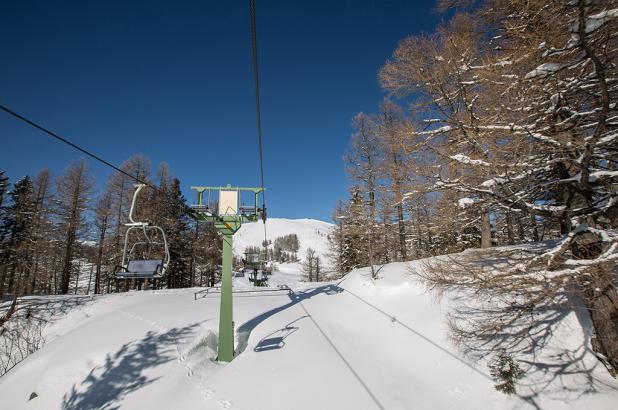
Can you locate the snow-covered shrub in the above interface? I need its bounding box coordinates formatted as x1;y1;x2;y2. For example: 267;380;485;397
0;306;45;376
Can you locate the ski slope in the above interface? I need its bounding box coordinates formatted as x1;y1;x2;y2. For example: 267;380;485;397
1;251;617;409
233;218;332;262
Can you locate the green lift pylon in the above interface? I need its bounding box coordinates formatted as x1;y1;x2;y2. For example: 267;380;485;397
190;185;265;362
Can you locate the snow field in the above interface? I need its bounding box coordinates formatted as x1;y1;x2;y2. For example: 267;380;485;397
233;218;333;262
1;238;617;409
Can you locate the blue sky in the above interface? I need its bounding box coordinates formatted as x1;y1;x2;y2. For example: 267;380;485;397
1;0;442;221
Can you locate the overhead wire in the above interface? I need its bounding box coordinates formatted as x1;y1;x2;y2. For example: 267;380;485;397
249;0;269;247
295;297;386;410
0;103;198;219
2;2;269;231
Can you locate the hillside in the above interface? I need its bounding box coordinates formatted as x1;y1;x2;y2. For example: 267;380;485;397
1;244;615;409
233;218;333;262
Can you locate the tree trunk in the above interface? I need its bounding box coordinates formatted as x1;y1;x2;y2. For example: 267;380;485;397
7;264;17;295
580;268;618;376
506;211;515;245
95;221;107;295
517;215;526;242
531;213;539;242
86;264;94;295
481;207;492;248
396;203;407;260
368;190;376;278
61;230;76;294
0;265;7;297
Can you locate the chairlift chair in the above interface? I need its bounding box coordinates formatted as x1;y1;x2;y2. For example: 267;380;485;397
243;249;268;286
114;184;170;285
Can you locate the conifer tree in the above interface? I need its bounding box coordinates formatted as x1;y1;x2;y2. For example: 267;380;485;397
55;161;93;294
302;247;317;282
0;176;36;296
164;178;191;288
94;192;113;294
28;170;53;294
0;170;8;210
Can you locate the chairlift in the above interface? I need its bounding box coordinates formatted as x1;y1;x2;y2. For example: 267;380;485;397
243;249;268;286
114;184;170;284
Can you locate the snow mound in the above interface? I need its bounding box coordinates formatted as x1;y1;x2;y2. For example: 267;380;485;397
233;218;332;262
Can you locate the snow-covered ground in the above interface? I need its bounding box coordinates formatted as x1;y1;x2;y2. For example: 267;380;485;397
233;218;332;262
1;247;617;409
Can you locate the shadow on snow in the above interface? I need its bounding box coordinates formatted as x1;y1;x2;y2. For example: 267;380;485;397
236;284;342;355
61;323;199;410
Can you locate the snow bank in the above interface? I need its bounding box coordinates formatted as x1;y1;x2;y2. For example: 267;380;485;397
1;245;616;409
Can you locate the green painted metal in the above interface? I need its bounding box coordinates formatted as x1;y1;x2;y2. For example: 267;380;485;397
189;185;265;362
218;232;234;362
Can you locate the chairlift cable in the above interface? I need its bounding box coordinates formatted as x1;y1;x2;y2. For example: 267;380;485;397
0;103;197;219
249;0;268;246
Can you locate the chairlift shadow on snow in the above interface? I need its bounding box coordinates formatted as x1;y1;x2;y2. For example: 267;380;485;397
253;316;304;353
61;323;200;410
236;284;343;355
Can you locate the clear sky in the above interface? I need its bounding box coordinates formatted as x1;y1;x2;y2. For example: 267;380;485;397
1;0;442;222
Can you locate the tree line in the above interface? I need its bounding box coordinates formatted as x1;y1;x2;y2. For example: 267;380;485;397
332;0;617;375
0;154;221;298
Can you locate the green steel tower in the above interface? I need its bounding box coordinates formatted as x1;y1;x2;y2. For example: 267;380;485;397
190;185;265;362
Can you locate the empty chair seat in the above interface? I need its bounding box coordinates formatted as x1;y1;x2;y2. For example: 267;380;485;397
116;259;164;278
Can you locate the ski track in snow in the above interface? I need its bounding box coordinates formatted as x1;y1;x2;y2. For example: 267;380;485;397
119;309;238;410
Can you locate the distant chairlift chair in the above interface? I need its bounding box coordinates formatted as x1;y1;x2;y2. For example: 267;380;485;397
114;184;170;290
244;250;268;287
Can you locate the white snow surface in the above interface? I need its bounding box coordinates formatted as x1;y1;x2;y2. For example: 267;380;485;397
1;248;617;409
525;63;569;79
458;197;476;208
233;218;333;262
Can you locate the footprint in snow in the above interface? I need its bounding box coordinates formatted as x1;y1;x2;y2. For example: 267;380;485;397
217;399;233;409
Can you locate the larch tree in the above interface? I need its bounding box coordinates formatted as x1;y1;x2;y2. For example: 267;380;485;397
55;161;93;295
104;154;151;291
28;169;54;294
345;113;382;276
376;101;412;260
380;0;618;376
380;13;499;249
93;192;113;294
303;247;317;282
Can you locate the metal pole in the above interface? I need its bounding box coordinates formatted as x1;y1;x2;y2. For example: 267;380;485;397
218;232;234;362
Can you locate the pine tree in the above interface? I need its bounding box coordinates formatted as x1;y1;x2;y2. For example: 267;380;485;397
0;176;36;296
164;178;191;288
341;188;371;272
327;200;347;276
0;170;8;210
